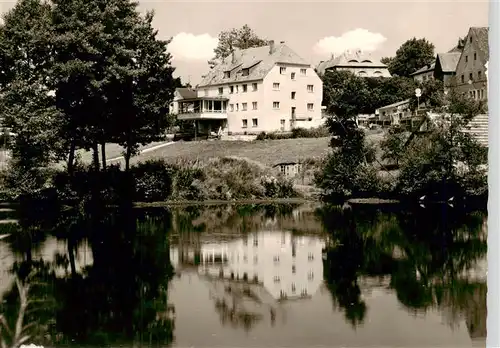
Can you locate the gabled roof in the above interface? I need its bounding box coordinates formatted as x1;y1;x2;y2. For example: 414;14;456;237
410;62;435;76
470;27;489;61
316;50;388;75
376;99;410;111
198;43;310;87
436;52;461;73
175;87;197;99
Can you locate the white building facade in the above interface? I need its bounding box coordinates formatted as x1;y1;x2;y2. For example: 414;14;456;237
170;230;325;301
175;41;324;135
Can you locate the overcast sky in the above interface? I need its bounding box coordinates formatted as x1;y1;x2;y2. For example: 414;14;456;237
0;0;489;85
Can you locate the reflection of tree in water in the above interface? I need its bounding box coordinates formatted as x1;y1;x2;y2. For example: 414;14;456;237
203;276;285;332
1;202;176;347
318;203;487;332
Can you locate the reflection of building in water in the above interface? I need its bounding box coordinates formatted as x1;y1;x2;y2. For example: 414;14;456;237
171;231;325;301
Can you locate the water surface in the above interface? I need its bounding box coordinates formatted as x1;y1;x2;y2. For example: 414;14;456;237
0;202;487;347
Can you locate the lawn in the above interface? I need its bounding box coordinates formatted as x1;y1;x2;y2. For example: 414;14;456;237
60;132;385;170
109;137;333;167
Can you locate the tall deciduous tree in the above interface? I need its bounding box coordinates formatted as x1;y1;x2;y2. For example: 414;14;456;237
0;0;66;193
50;0;176;172
210;24;269;66
382;38;435;77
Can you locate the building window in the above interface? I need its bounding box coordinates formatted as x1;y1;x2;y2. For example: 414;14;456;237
273;82;280;90
301;289;308;296
465;55;468;63
236;85;239;93
252;101;258;110
307;103;314;111
242;102;247;111
252;118;258;127
230;86;234;94
292;265;296;273
280;290;287;299
224;71;230;78
461;75;464;83
253;255;258;264
229;104;234;112
291;91;296;100
470;36;473;43
469;73;473;81
243;254;248;263
242;119;247;128
308;252;314;261
474;52;477;60
280;119;285;131
218;87;223;95
204;89;208;96
280;67;286;74
273;101;280;109
273;255;280;263
291;283;296;293
307;85;314;93
274;276;280;283
242;84;248;92
291;72;296;80
252;83;258;91
308;271;314;280
300;68;306;75
242;68;249;76
253;237;258;247
478;71;482;79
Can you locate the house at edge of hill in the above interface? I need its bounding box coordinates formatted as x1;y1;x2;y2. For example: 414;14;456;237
410;62;435;83
450;27;489;101
316;50;391;78
173;41;324;136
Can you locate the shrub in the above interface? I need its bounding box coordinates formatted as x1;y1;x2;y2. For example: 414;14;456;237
131;159;175;202
256;126;329;141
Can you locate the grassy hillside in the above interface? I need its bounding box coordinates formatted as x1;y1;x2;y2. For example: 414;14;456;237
108;137;332;167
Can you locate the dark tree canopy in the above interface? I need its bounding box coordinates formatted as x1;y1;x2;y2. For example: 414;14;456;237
321;70;417;118
382;38;435;77
210;24;269;63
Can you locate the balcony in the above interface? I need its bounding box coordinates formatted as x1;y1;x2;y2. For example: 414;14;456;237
177;96;228;121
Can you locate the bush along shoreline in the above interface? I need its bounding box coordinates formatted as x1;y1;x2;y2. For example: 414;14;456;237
0;157;300;205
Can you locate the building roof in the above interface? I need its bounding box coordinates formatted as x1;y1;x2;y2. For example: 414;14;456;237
470;27;489;61
410;62;435;76
316;50;388;75
197;42;310;87
436;52;461;73
176;87;197;99
376;99;410;111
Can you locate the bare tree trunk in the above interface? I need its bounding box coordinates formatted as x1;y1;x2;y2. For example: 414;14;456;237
92;142;100;172
125;146;131;171
67;139;76;175
101;141;107;171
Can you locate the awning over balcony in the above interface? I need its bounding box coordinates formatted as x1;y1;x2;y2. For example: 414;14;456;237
177;96;228;120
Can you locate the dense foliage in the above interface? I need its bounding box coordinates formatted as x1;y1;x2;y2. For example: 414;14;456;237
210;24;270;64
0;0;176;181
381;37;435;77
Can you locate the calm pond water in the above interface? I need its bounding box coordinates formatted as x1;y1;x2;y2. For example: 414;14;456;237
0;202;487;348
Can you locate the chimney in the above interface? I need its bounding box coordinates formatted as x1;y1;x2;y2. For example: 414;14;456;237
269;40;275;55
231;50;236;63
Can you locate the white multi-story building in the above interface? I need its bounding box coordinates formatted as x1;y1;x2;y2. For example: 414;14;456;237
174;41;324;135
171;230;325;301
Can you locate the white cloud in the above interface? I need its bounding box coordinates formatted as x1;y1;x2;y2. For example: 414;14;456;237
314;28;387;56
169;32;218;61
